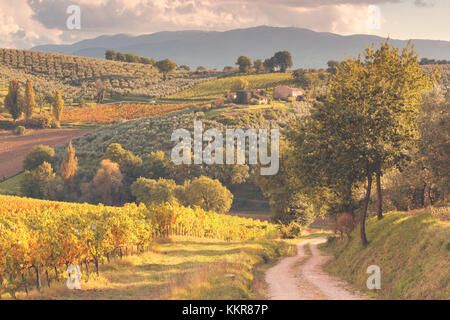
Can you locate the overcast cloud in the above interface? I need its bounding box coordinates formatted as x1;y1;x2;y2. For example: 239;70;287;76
0;0;440;49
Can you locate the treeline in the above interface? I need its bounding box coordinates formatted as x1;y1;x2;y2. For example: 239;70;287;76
105;50;155;65
20;142;243;215
419;58;450;65
3;79;64;130
234;51;293;73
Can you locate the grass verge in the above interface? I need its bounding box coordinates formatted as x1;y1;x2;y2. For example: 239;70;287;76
320;210;450;299
10;237;295;300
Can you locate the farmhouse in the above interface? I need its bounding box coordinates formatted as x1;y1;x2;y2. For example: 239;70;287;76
273;85;304;100
236;89;269;105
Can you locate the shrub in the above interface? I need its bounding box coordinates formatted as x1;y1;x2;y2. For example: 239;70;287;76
92;159;123;205
181;176;233;213
22;116;52;129
336;213;355;239
280;221;303;239
23;145;55;170
20;162;56;199
14;126;26;135
131;177;177;206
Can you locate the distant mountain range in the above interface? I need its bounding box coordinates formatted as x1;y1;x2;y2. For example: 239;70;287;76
31;26;450;69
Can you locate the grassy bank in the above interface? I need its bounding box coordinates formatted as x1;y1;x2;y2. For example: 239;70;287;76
321;210;449;299
10;237;294;300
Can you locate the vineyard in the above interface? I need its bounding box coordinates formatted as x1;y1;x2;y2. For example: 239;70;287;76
0;195;277;297
167;72;295;100
0;49;215;103
61;103;201;123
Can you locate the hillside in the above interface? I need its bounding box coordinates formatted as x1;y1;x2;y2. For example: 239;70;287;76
167;72;294;101
32;26;450;69
322;209;450;299
0;48;214;103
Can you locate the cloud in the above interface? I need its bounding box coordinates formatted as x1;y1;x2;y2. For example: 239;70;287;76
0;0;436;48
413;0;436;7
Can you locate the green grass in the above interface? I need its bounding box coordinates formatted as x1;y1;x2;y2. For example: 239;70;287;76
0;172;23;195
321;210;450;299
13;237;295;300
168;73;294;100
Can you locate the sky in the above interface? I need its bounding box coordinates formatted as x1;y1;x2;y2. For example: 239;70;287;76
0;0;449;49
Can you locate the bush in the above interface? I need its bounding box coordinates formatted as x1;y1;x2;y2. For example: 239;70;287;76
280;221;303;239
131;177;177;206
14;126;26;135
23;145;55;170
335;213;355;239
22;116;53;129
181;176;233;213
91;159;123;205
20;162;56;199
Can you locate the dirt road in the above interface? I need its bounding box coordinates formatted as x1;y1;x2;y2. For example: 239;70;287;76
265;238;369;300
0;129;90;179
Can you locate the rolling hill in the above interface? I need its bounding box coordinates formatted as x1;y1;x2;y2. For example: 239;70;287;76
32;26;450;69
0;48;214;102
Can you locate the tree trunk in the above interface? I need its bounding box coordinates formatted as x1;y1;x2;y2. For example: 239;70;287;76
34;266;42;291
46;270;51;288
376;172;383;220
360;173;373;247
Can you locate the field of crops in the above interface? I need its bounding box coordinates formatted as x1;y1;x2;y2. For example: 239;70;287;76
61;103;200;123
0;195;277;297
0;49;215;103
168;72;295;100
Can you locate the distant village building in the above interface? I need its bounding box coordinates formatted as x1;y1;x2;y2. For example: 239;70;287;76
273;85;304;101
236;89;269;105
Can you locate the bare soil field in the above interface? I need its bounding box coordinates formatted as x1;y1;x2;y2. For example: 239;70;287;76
0;129;90;179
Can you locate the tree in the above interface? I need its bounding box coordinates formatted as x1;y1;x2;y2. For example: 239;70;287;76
21;162;56;199
144;151;173;180
105;50;117;60
181;176;233;213
92;159;123;205
263;58;276;72
236;56;252;73
94;79;106;104
60;141;78;189
23;145;55;170
103;143;143;180
179;65;191;71
155;59;177;80
231;78;249;91
4;79;22;121
326;60;339;74
23;79;36;120
253;59;264;73
131;177;177;206
52;90;64;121
196;66;207;73
288;40;435;246
273;51;293;72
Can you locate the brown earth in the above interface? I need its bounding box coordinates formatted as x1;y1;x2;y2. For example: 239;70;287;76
266;238;369;300
0;129;90;179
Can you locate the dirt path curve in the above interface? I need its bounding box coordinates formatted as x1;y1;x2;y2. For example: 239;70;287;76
0;129;90;179
265;238;369;300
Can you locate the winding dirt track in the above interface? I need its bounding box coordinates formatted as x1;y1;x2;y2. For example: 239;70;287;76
265;238;369;300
